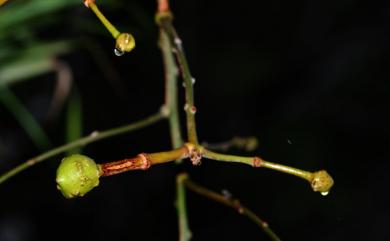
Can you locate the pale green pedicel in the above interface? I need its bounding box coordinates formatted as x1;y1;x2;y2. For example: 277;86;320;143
56;154;101;198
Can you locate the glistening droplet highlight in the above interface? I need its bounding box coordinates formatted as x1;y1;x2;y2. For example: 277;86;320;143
114;48;124;56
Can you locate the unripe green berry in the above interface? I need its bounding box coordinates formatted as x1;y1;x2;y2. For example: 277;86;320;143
310;170;334;194
56;154;101;198
115;33;135;53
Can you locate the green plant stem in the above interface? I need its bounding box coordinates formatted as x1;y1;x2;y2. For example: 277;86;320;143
0;86;51;150
0;111;164;184
89;2;120;38
176;174;192;241
159;29;183;149
201;148;334;194
202;148;313;181
181;173;281;241
158;17;199;145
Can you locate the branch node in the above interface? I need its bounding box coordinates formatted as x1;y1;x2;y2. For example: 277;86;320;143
89;130;99;138
137;153;152;170
160;105;170;117
27;159;36;166
184;143;202;165
83;0;94;8
155;11;173;26
233;200;244;214
252;156;263;167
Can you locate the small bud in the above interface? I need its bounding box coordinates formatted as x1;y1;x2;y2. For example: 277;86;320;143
56;154;101;198
115;33;135;54
310;170;334;194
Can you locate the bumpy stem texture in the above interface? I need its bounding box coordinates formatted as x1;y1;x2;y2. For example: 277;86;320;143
157;14;199;145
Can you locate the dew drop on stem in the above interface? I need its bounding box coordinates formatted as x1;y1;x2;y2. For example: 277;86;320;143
114;48;125;56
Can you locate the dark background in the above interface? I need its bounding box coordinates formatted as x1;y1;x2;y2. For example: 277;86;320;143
1;0;389;241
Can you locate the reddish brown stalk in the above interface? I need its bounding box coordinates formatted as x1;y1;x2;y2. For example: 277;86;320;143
100;146;189;176
157;0;170;13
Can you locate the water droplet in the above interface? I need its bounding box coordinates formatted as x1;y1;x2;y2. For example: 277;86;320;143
191;77;196;85
114;48;124;56
321;191;329;196
182;82;186;88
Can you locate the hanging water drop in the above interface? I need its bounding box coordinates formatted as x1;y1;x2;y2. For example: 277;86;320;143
182;81;186;88
191;77;196;85
321;191;329;196
114;48;124;56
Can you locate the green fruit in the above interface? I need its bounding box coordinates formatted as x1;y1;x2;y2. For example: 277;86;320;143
115;33;135;53
310;170;334;194
56;154;101;198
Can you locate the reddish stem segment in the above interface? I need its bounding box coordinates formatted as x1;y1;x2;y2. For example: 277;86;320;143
100;146;189;176
157;0;170;13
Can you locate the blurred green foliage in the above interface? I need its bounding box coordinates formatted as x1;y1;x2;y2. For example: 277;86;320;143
0;0;79;150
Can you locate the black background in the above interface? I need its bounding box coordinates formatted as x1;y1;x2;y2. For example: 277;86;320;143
1;0;389;241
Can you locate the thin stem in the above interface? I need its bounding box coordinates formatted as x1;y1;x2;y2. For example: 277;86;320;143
201;148;334;194
0;112;164;184
202;148;312;180
0;86;51;150
181;174;281;241
157;15;199;145
160;29;183;149
176;174;192;241
88;2;120;38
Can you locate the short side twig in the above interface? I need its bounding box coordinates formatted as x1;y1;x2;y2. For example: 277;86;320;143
201;148;334;194
179;173;281;241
